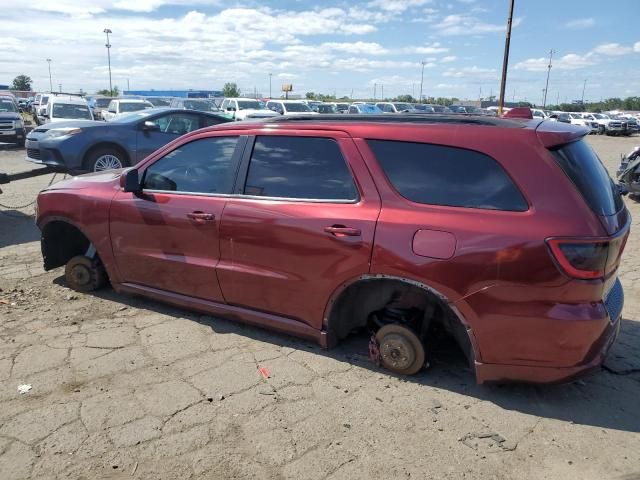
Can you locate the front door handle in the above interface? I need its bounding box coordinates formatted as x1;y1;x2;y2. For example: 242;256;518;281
187;211;215;223
324;225;361;237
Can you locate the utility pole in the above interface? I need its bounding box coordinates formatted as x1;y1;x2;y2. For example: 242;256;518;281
268;73;272;99
374;83;377;100
542;49;554;108
581;79;587;104
497;0;515;116
419;61;426;103
127;78;130;92
58;84;62;93
556;91;560;106
45;59;53;92
104;28;113;96
381;84;384;99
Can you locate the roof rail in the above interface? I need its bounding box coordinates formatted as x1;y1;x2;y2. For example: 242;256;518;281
265;114;523;127
49;91;86;97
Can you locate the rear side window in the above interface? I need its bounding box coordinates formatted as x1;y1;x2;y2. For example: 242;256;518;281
368;140;528;211
550;140;623;216
244;136;357;200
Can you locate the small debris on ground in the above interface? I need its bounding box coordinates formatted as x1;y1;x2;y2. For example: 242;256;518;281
257;365;270;379
17;384;32;394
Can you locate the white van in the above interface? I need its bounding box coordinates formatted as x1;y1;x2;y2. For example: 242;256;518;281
43;96;93;124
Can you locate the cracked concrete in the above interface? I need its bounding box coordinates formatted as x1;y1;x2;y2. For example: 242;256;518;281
1;137;640;479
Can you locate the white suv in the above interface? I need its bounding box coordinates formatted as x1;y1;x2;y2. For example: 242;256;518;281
43;96;93;124
266;100;318;116
102;99;154;121
220;98;280;121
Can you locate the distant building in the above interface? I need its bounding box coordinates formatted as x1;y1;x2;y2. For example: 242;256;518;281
123;89;223;98
0;85;9;90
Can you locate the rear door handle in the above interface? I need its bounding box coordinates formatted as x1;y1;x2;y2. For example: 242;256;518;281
324;225;361;237
187;211;215;223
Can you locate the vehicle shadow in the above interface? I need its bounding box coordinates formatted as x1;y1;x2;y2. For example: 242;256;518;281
56;276;640;434
0;209;39;248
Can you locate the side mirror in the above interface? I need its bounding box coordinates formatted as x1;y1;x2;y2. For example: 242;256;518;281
120;169;141;193
142;120;160;131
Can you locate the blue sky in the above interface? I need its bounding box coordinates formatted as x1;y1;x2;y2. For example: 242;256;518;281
1;0;638;103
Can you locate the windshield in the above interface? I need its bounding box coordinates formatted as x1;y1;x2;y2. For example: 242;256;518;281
146;98;171;107
318;104;337;113
95;98;112;108
594;114;606;119
237;100;263;110
569;113;581;119
284;103;312;112
0;100;17;113
120;102;151;113
52;103;92;119
393;103;412;111
42;96;50;105
361;104;383;114
183;99;219;111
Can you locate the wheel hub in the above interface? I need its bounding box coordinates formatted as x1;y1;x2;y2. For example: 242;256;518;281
70;264;91;286
94;154;123;171
380;333;416;371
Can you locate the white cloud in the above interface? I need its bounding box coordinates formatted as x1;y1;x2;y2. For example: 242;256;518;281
592;43;633;56
635;42;640;53
443;66;496;79
441;55;457;63
515;53;596;71
322;42;388;55
565;18;595;29
408;42;449;54
435;14;522;36
367;0;432;13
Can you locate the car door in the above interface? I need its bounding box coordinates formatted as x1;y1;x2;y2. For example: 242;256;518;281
135;112;203;162
110;134;247;302
217;133;381;330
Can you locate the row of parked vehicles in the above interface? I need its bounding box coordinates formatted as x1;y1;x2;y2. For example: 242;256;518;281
531;108;639;136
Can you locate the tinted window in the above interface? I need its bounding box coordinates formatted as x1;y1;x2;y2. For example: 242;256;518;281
368;140;528;211
550;140;623;216
143;137;239;194
202;115;230;127
244;136;357;200
148;113;200;135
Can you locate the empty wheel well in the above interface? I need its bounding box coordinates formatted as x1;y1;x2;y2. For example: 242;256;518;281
83;143;130;170
326;278;474;366
41;221;91;271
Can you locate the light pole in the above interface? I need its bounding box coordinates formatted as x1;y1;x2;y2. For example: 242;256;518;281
581;79;587;105
542;49;554;108
419;61;426;103
268;73;272;99
46;59;53;92
104;28;113;96
58;84;62;93
497;0;515;115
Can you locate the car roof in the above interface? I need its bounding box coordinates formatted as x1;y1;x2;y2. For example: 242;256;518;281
116;98;151;103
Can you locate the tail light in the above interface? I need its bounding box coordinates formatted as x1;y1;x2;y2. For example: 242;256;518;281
546;233;629;280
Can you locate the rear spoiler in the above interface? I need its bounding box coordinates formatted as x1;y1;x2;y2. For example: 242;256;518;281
535;120;589;148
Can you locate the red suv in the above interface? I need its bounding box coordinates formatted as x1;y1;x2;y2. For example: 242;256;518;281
36;115;630;383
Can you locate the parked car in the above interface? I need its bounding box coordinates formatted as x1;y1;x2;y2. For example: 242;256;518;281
34;94;51;125
35;114;629;383
25;108;232;173
169;97;224;114
348;103;383;114
266;100;318;115
412;104;436;114
144;97;172;107
617;146;640;198
88;96;113;120
583;113;628;136
0;96;26;147
42;95;93;124
102;99;154;121
376;102;419;113
220;98;280;121
427;104;452;114
316;103;338;114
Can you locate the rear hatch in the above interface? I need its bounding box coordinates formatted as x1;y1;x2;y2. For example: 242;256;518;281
537;123;629;317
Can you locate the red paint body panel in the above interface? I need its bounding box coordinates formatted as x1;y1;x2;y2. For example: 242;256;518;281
35;117;630;384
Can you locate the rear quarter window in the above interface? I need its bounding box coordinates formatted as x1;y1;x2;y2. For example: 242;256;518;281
550;140;623;216
367;140;528;211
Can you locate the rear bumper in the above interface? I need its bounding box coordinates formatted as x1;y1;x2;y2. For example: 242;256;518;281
471;278;624;384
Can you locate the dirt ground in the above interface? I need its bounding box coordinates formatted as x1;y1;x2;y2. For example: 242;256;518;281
0;135;639;480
